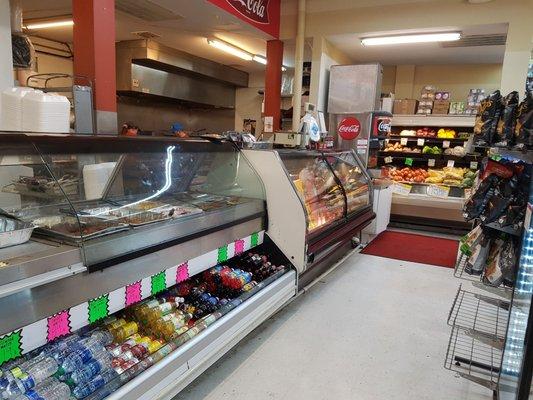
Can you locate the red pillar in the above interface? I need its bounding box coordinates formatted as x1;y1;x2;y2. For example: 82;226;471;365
264;40;283;132
73;0;117;134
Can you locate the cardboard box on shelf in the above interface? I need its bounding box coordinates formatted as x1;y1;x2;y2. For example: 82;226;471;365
393;99;418;115
432;100;450;115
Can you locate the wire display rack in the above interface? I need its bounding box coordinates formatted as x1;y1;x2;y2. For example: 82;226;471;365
448;285;510;344
445;325;502;391
453;253;513;300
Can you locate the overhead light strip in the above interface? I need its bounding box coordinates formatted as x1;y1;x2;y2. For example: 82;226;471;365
25;20;74;30
207;38;287;71
361;32;461;46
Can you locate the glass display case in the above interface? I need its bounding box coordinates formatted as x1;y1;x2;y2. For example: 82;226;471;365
0;134;266;269
277;149;372;235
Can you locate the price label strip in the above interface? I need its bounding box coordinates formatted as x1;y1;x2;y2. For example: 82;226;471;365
470;161;478;170
447;159;455;168
392;182;412;196
47;310;71;342
125;281;142;307
0;331;22;365
150;272;167;296
88;295;109;324
217;245;228;263
385;156;393;164
251;232;259;247
427;184;450;198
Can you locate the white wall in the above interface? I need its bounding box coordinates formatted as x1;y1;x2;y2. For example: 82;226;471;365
235;71;264;134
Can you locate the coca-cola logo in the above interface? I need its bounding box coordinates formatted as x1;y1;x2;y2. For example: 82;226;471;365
227;0;270;24
338;117;361;140
378;121;391;132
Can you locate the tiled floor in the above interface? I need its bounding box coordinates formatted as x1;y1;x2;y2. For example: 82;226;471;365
173;251;491;400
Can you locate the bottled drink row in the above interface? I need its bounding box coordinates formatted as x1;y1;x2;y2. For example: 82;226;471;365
0;252;287;400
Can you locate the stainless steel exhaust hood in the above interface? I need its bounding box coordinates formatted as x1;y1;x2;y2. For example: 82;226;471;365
116;40;249;108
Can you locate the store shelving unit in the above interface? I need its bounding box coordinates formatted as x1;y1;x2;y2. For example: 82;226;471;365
391;114;476;128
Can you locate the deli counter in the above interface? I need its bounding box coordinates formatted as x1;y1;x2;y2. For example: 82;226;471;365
243;149;375;286
0;135;373;400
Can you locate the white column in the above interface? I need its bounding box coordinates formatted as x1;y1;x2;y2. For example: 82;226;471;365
500;19;533;95
0;0;13;92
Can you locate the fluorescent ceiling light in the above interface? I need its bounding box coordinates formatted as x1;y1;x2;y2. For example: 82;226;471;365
207;39;253;61
253;55;267;65
25;19;74;30
361;32;461;46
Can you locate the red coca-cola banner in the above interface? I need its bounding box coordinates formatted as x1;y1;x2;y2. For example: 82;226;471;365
207;0;280;38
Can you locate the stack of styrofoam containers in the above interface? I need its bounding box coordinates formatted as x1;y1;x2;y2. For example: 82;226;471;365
22;91;70;133
0;87;36;131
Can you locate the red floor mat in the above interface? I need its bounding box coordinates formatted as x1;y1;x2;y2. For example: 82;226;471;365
361;230;459;268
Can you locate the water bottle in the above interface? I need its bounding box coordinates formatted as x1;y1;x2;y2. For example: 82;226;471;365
72;369;117;399
68;352;112;386
39;381;71;400
86;331;113;347
60;340;104;374
2;373;34;399
25;358;58;385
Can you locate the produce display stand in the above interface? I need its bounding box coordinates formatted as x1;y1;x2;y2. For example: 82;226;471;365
381;114;479;231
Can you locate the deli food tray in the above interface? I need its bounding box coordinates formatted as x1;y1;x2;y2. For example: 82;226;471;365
0;215;35;249
32;215;130;242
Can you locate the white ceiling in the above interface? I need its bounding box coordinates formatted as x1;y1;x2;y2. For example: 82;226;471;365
327;23;508;65
281;0;443;15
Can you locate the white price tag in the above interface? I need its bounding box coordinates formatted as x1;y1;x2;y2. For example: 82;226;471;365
417;138;425;146
392;182;412;196
427;184;450;198
400;137;408;146
447;159;455;168
442;140;451;149
428;159;436;167
470;161;478;170
384;156;393;164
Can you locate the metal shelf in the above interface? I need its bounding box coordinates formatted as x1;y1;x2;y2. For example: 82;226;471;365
454;253;514;300
392;115;476;128
445;325;502;391
447;285;510;343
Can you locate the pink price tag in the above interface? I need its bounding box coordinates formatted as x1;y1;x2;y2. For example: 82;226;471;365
176;263;189;283
234;239;245;255
125;281;142;306
47;310;71;342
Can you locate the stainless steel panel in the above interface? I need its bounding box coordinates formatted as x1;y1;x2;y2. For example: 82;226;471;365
0;240;81;286
327;64;382;113
82;200;264;265
116;40;248;88
0;217;263;335
127;63;236;109
73;85;94;134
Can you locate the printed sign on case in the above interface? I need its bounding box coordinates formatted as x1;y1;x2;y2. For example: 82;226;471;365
47;310;71;342
337;117;361;141
0;331;22;365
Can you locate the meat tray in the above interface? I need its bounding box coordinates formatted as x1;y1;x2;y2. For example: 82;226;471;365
32;215;129;241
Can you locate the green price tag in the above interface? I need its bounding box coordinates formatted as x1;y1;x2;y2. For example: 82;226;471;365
0;331;22;366
88;295;109;324
405;158;413;166
151;272;166;296
251;232;259;247
217;245;228;263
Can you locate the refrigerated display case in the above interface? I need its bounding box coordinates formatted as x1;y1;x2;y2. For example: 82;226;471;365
0;133;297;400
243;148;375;286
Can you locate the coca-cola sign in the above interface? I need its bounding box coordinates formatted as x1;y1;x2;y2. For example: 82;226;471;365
338;117;361;140
227;0;269;24
207;0;280;38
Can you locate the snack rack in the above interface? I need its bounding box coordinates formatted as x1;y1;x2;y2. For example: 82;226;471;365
443;152;533;399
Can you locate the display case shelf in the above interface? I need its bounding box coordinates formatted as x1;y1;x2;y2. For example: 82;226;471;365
448;285;510;343
444;325;502;391
392;115;476;128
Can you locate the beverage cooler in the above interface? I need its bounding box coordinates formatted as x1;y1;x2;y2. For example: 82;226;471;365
0;133;297;400
243;148;375;287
